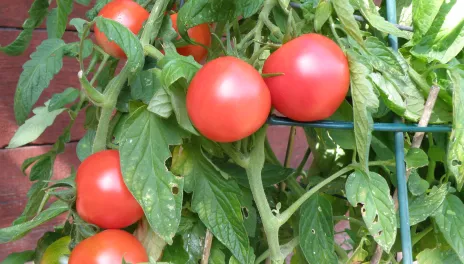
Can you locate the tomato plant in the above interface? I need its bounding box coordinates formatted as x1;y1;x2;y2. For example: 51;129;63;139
187;56;271;142
1;0;463;263
68;230;148;264
263;33;350;121
76;150;144;229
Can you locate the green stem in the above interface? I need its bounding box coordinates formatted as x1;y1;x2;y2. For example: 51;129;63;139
426;133;436;183
277;160;394;226
287;176;305;196
90;53;109;85
221;143;250;168
255;237;299;264
85;53;99;76
412;226;433;246
140;0;170;45
233;18;242;43
247;127;283;263
78;70;105;105
107;111;122;144
143;44;164;60
329;17;343;47
295;147;311;176
252;0;277;53
79;21;95;71
334;243;349;262
333;216;365;227
92;68;130;153
284;127;296;167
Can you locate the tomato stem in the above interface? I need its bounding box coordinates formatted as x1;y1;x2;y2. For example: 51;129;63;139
329;16;343;47
90;53;110;85
143;44;164;60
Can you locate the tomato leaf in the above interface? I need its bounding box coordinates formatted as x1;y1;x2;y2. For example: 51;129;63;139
166;83;198;135
0;0;49;55
119;106;188;244
148;87;173;119
416;248;461;264
346;170;397;252
214;162;294;188
433;194;464;262
29;155;54;181
130;69;162;104
407;169;429;196
412;0;444;40
0;201;68;243
159;44;201;87
48;87;80;111
348;51;379;170
314;1;332;32
355;0;411;39
332;0;363;45
13;39;66;124
447;68;464;190
299;194;337;264
411;0;464;63
1;251;35;264
9;101;67;148
327;100;356;149
175;140;255;264
46;0;73;39
370;72;406;116
161;236;190;263
94;16;144;82
209;241;227;264
85;0;111;20
409;184;448;226
13;182;50;225
134;218;166;261
76;130;96;161
405;148;429;169
177;0;263;44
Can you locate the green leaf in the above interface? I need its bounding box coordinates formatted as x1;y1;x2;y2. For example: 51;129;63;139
416;248;461;264
365;37;403;76
371;133;395;161
346;237;369;263
299;194;337;264
148;87;173;119
46;0;73;39
76;130;96;161
9;101;66;148
1;251;35;264
0;0;49;55
29;155;53;181
332;0;363;45
348;51;379;170
405;148;429;169
130;69;162;104
48;87;79;111
119;106;187;243
85;0;111;20
327;100;356;149
238;189;258;237
159;46;201;87
13;181;50;225
408;169;429;196
63;40;93;59
94;16;144;81
214;162;294;188
209;241;227;264
69;18;89;38
412;0;444;40
356;0;410;39
448;68;464;190
346;170;397;252
0;201;68;243
166;84;198;135
74;0;91;6
409;184;448;226
178;141;255;264
180;221;206;263
135;219;166;261
411;0;464;63
433;194;464;262
177;0;263;44
370;72;406;116
14;39;66;124
161;236;190;263
314;1;332;32
429;145;446;162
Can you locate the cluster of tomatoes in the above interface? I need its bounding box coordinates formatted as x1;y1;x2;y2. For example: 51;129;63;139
69;0;350;262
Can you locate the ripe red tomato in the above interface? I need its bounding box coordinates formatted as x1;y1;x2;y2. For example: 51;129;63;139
187;56;271;142
170;13;211;62
68;230;148;264
263;33;350;121
76;150;144;229
95;0;149;59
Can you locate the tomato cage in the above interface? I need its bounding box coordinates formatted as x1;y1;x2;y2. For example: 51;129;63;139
266;1;452;264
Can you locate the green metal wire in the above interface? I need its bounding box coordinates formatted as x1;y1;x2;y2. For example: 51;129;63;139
267;116;451;133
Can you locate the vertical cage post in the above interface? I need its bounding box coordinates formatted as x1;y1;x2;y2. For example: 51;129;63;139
386;0;414;263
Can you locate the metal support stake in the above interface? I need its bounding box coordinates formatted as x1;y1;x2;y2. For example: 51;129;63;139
386;0;413;263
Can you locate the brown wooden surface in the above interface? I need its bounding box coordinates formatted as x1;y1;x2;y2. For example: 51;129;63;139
0;2;310;261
